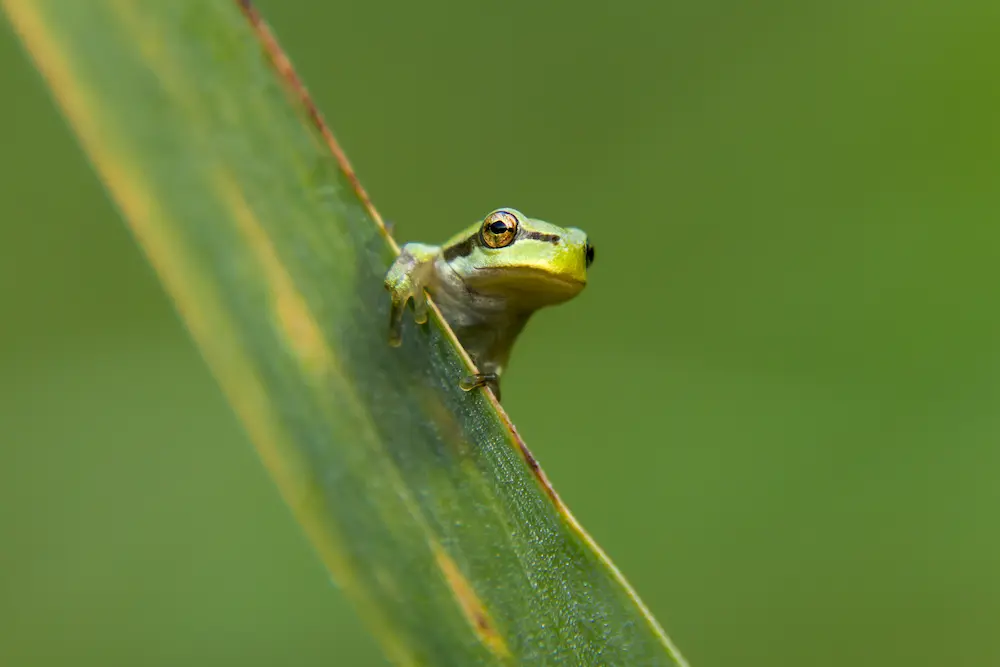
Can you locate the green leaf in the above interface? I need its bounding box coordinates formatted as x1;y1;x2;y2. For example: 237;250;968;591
4;1;688;664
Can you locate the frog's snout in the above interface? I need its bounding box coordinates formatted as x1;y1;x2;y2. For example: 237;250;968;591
585;241;595;268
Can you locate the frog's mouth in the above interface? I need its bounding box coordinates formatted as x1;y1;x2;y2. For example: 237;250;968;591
467;266;586;304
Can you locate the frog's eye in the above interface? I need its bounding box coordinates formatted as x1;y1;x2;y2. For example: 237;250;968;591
480;210;519;249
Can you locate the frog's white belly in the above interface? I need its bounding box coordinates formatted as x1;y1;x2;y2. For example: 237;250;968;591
429;256;530;375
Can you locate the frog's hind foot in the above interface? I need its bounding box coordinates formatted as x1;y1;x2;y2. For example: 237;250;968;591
460;372;501;401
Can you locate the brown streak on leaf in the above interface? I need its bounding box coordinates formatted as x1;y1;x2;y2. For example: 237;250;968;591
431;542;511;660
214;171;333;376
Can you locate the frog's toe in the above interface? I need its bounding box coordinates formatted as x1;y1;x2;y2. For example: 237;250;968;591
387;296;407;347
411;289;428;325
385;280;414;346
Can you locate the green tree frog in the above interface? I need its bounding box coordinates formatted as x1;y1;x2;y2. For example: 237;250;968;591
384;207;595;400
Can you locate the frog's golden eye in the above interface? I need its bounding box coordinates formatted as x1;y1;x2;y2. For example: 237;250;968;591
480;210;518;249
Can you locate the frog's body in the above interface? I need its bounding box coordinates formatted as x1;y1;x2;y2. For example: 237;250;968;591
385;208;594;400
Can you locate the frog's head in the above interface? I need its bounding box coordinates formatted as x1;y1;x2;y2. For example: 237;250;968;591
451;208;594;309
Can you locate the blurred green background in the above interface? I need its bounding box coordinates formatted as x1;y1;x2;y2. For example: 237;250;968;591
2;1;998;666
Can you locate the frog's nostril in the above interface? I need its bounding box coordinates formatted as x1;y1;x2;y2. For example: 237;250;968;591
585;242;595;268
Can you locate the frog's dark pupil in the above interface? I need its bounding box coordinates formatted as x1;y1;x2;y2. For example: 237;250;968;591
585;243;595;267
490;221;510;234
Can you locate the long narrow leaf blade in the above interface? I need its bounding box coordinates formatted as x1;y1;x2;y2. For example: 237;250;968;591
3;2;688;664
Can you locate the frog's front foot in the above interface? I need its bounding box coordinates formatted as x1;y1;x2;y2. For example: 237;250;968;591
384;244;437;346
460;372;501;401
384;271;428;347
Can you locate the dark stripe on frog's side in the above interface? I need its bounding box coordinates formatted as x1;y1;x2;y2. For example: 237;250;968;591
442;229;562;261
443;234;476;261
